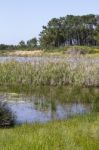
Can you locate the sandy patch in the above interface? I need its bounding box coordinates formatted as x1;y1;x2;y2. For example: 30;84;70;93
9;50;43;56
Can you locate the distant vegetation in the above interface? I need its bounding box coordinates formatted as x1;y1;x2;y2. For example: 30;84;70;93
0;37;38;50
0;14;99;51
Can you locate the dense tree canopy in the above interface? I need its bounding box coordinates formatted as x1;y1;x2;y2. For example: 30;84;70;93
0;44;17;50
39;14;99;48
0;14;99;50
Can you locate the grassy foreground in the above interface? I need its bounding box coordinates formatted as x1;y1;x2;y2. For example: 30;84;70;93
0;113;99;150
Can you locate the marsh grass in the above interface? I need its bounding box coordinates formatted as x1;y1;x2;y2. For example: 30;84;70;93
0;113;98;150
0;60;99;87
0;57;99;149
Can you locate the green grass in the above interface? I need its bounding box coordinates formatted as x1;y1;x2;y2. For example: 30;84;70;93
0;113;99;150
0;60;99;87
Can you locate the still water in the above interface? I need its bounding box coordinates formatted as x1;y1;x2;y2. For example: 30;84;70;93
0;56;99;64
8;101;91;124
0;86;98;124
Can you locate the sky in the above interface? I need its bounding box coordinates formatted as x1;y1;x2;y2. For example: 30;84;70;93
0;0;99;45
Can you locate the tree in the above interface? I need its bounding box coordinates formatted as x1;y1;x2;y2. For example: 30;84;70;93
95;25;99;45
39;14;99;48
27;38;37;49
19;40;26;49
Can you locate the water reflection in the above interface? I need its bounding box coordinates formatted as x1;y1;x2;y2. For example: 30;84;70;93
0;95;94;124
0;86;99;124
8;101;91;124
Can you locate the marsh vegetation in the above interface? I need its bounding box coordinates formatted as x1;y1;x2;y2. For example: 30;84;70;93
0;7;99;149
0;59;99;87
0;53;99;149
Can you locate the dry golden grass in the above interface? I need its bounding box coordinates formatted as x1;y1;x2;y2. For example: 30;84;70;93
0;48;68;57
9;50;66;57
9;50;43;57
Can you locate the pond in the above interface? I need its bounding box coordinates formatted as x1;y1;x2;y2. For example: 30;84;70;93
0;86;98;124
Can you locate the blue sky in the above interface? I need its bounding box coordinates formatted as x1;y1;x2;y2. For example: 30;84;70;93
0;0;99;44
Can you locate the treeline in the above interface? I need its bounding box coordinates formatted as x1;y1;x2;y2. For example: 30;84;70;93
0;14;99;50
0;44;17;50
39;14;99;48
0;37;38;50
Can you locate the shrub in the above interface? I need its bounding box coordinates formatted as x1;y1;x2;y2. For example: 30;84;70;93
0;101;15;127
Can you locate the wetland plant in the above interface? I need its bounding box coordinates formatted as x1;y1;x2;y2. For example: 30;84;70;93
0;60;99;87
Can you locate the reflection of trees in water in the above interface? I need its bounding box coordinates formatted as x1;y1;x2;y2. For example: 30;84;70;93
0;101;15;127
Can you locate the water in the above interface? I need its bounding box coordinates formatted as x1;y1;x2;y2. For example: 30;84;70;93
0;56;64;63
8;101;91;124
0;86;98;124
0;56;99;64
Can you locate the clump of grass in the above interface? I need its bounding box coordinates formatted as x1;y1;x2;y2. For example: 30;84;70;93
0;60;99;87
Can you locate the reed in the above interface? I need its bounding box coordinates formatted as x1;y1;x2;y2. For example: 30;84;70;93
0;60;99;87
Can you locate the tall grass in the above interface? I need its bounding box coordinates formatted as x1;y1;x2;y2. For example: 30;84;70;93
0;60;99;87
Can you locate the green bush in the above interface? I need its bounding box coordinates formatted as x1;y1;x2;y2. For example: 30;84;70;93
0;101;15;127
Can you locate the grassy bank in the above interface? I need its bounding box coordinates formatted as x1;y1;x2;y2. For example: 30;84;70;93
0;113;99;150
0;60;99;87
